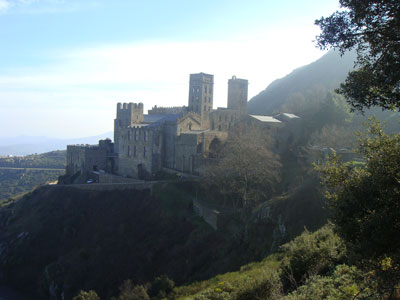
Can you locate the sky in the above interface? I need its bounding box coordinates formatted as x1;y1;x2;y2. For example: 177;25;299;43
0;0;340;139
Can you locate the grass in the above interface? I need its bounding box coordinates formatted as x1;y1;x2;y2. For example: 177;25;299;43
172;253;283;299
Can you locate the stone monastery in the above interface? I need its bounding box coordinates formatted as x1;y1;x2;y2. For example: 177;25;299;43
65;73;301;182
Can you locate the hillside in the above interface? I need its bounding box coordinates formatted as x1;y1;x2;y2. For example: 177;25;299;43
248;50;356;115
0;151;66;202
0;177;328;300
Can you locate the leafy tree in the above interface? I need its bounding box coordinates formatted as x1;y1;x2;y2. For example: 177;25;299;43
72;290;100;300
280;225;346;289
149;274;174;298
203;124;281;214
118;280;150;300
315;118;400;296
315;0;400;111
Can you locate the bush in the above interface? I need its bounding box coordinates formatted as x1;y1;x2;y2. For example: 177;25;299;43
72;290;100;300
280;225;346;288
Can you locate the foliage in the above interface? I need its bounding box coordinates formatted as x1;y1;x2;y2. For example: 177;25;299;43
203;124;281;213
72;290;100;300
149;274;174;299
0;150;66;202
0;168;63;203
191;267;282;300
0;150;66;169
315;118;400;295
280;225;346;289
117;280;150;300
309;124;357;150
315;0;400;111
283;264;370;300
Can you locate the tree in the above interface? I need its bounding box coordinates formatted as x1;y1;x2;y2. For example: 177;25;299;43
72;290;100;300
203;124;281;214
315;0;400;111
118;280;150;300
315;118;400;296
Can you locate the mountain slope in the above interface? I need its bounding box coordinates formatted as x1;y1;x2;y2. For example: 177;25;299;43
248;50;356;115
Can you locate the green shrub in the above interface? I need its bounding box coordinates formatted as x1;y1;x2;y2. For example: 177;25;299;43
72;290;100;300
283;264;367;300
280;225;346;288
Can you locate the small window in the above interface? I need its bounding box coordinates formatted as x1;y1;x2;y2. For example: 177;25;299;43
143;146;146;158
134;146;137;157
128;146;131;157
204;86;207;93
128;131;131;141
135;130;139;141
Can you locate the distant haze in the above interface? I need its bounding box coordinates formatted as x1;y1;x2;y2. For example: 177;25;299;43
0;132;113;156
0;0;340;138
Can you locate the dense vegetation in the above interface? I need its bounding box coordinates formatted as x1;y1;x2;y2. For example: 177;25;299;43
0;151;65;203
315;0;400;111
0;169;63;204
0;150;66;169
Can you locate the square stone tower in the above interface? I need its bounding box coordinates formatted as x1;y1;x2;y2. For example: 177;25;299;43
188;73;214;124
227;76;248;115
114;102;144;154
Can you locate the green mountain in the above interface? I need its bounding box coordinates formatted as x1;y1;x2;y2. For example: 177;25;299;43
248;50;356;115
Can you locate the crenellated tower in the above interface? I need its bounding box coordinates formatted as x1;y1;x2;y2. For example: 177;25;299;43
227;76;248;115
114;102;144;154
188;73;214;125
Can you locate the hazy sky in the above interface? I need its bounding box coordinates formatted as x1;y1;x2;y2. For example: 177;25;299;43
0;0;340;138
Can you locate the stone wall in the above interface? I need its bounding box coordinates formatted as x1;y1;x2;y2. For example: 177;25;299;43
117;126;162;178
66;145;109;176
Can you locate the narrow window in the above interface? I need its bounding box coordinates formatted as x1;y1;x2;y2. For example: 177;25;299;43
143;146;146;158
134;146;137;157
128;145;131;157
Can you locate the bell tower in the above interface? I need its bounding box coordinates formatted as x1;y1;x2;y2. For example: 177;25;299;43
227;76;248;115
188;73;214;122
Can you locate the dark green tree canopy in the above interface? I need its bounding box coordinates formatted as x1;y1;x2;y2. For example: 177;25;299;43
315;0;400;111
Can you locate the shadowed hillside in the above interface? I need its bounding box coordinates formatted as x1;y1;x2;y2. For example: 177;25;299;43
248;50;356;115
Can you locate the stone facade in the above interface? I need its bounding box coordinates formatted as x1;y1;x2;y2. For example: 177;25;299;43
66;73;300;181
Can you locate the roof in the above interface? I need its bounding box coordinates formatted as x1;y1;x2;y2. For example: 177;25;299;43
130;113;184;128
274;113;301;122
249;115;282;123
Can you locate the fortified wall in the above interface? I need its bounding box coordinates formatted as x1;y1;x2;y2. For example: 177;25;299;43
65;73;302;183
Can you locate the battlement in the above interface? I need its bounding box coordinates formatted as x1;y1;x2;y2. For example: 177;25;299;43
115;102;144;125
148;105;188;115
117;102;143;117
